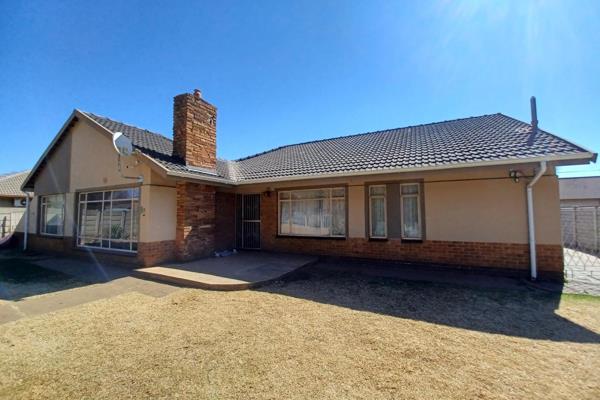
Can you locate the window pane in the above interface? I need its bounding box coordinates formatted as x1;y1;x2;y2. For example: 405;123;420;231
100;201;112;239
132;200;139;241
332;188;345;198
279;191;290;200
80;237;101;247
297;199;329;236
112;188;139;200
402;196;421;238
279;201;291;234
280;188;346;237
87;192;103;201
77;188;139;252
306;200;323;229
331;199;345;236
401;184;419;195
292;189;328;200
370;197;386;237
110;241;131;251
370;186;386;196
43;195;64;235
81;202;102;238
109;201;133;240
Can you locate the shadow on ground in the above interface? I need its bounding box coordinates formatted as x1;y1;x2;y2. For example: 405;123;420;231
258;262;600;344
0;255;87;301
0;249;131;301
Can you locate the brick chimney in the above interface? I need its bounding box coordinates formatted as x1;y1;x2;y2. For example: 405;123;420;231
173;89;217;170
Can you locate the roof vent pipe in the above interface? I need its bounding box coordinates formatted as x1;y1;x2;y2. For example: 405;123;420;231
530;96;538;135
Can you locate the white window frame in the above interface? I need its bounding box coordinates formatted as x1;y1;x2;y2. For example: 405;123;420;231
76;187;140;253
368;185;387;239
278;187;346;238
400;183;422;240
40;194;65;236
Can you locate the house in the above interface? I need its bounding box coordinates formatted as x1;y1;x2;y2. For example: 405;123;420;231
0;170;30;242
18;90;597;280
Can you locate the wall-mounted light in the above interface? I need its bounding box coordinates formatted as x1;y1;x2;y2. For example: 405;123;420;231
509;170;521;183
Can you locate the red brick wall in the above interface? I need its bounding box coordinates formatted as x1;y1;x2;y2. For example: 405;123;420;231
172;91;217;170
175;182;216;260
260;192;564;280
26;234;73;254
137;240;176;266
215;192;236;252
19;233;141;267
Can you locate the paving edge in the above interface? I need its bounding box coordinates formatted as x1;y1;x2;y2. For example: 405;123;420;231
131;258;320;291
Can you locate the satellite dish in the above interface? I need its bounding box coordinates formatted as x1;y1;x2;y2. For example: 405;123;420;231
112;132;133;157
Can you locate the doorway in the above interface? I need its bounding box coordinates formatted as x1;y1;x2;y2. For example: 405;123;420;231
236;194;261;249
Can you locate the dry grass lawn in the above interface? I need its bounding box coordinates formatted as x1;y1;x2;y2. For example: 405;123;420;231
1;269;599;399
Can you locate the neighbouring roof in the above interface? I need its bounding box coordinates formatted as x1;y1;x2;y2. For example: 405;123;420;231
559;176;600;200
82;111;594;184
0;170;30;198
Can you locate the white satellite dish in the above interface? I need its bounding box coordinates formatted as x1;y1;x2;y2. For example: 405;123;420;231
112;132;133;157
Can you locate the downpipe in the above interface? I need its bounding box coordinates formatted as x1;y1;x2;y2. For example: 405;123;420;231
527;160;547;280
23;194;30;251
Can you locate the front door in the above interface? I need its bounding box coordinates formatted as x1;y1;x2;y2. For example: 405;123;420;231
236;194;260;249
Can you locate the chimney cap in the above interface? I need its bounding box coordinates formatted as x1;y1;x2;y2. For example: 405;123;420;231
193;89;202;99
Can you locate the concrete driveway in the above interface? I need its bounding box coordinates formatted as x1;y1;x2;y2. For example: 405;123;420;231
563;248;600;296
0;255;179;324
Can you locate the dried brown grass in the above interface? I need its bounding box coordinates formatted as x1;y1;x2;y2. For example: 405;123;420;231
0;273;599;400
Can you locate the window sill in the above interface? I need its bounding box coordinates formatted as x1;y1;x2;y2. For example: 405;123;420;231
276;235;346;241
74;246;138;257
368;237;388;242
401;238;423;243
38;234;65;240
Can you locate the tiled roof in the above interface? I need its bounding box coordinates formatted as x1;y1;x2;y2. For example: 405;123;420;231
0;170;30;197
84;112;238;181
82;112;591;184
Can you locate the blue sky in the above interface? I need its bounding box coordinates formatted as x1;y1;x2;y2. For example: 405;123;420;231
1;0;598;177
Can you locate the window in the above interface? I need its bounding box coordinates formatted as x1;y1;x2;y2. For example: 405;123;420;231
40;194;65;236
77;188;140;252
278;187;346;237
401;183;422;239
369;185;387;238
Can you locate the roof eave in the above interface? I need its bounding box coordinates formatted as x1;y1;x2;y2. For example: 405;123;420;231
164;170;236;186
233;152;596;185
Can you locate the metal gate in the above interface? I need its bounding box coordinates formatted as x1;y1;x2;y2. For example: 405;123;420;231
560;206;600;273
236;194;260;249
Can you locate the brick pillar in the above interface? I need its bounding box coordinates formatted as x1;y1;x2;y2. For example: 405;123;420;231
175;182;216;260
173;89;217;170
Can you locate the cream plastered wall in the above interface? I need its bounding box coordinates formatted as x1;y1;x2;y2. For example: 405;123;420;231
139;185;177;242
347;185;366;238
34;132;72;196
69;120;151;192
228;163;562;245
424;174;560;244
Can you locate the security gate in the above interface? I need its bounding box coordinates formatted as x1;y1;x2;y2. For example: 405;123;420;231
236;194;260;249
560;206;600;275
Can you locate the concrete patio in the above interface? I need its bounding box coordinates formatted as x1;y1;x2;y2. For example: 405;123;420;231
135;251;318;290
